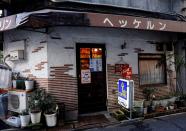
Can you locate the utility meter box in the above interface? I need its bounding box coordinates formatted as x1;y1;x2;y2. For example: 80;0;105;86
10;50;24;61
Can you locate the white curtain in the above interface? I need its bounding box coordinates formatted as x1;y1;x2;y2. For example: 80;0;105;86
139;59;165;85
0;68;11;88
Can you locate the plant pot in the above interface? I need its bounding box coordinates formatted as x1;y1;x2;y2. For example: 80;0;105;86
44;112;57;127
25;80;34;91
20;115;30;127
143;107;147;115
155;106;165;112
30;112;41;124
169;106;174;110
12;80;17;89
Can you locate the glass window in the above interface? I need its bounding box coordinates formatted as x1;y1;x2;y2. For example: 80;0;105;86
80;48;90;58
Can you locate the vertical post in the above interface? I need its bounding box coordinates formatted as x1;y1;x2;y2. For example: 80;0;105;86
129;80;134;120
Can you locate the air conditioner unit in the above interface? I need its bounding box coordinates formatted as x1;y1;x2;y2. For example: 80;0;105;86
9;50;24;61
8;91;31;113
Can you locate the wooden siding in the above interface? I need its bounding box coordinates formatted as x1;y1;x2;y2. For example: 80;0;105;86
48;65;78;111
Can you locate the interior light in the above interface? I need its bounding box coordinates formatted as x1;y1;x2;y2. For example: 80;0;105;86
94;48;98;52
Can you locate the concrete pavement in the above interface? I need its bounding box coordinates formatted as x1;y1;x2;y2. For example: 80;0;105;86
87;113;186;131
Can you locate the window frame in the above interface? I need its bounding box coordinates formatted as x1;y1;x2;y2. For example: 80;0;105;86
138;53;167;87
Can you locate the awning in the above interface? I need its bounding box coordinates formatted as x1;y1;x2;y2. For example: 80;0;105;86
2;9;186;33
0;15;17;31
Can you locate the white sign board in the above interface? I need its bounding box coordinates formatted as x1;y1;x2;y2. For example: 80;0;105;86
81;69;91;84
118;79;134;109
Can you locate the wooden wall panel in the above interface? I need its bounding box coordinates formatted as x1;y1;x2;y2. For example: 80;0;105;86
48;65;78;111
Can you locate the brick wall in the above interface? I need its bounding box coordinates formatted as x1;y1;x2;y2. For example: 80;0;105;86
107;64;171;111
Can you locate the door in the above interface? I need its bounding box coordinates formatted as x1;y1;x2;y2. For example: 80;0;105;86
76;43;107;114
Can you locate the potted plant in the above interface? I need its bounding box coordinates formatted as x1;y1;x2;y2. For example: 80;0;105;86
28;89;45;124
167;101;174;110
25;78;34;91
155;103;165;112
12;72;28;90
44;94;58;127
20;109;30;127
143;87;156;114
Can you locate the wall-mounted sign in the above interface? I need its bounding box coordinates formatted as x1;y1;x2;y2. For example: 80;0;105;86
90;58;102;72
115;64;132;79
81;69;91;84
115;64;129;73
118;79;134;109
122;67;132;80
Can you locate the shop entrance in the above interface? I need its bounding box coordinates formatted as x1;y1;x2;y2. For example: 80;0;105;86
76;43;107;114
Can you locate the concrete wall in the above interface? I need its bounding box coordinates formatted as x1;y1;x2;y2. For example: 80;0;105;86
47;27;177;110
47;27;175;75
3;29;48;79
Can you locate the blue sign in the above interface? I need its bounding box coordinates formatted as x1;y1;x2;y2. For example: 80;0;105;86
118;80;128;100
118;79;134;109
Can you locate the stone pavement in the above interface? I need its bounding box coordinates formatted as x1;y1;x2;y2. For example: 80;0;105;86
87;112;186;131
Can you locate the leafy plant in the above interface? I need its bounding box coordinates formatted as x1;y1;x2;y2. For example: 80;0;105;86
143;87;156;101
28;88;57;114
20;109;29;116
157;53;186;95
28;88;46;113
43;94;57;114
12;72;21;80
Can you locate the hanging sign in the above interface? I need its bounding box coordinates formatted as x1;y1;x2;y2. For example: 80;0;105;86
115;64;129;73
81;69;91;84
122;67;132;79
118;79;134;109
115;64;132;79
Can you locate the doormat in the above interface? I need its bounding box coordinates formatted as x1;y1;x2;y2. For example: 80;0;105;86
74;114;109;130
0;119;11;130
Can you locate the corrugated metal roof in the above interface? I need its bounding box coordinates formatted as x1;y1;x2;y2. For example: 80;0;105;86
48;1;184;21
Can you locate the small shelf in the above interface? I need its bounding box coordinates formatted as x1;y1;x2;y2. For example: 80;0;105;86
8;88;34;93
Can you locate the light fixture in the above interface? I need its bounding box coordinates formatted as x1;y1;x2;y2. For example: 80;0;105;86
94;48;98;52
121;41;127;49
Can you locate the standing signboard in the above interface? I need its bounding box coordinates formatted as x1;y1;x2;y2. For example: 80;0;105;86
118;79;134;119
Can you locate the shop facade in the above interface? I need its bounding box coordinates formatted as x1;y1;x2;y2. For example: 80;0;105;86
3;16;178;116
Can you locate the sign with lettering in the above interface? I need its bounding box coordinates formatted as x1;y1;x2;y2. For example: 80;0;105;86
87;13;186;33
118;79;134;109
115;64;132;79
115;64;129;73
7;10;186;33
122;67;132;80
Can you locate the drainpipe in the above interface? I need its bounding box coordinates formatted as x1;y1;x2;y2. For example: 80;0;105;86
170;0;173;12
182;0;186;16
3;54;11;70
